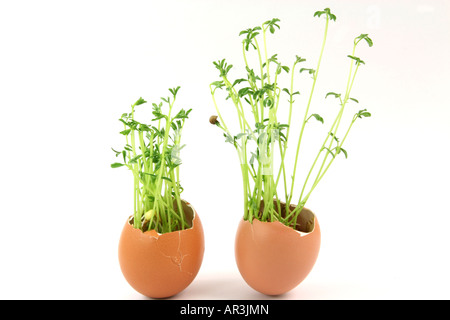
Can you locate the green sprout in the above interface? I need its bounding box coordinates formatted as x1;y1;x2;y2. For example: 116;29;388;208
210;8;373;230
111;87;192;233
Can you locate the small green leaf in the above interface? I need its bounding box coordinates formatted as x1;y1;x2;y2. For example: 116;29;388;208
152;113;167;121
263;18;281;34
349;98;359;103
239;29;250;36
211;81;225;89
300;68;316;75
224;133;234;144
232;78;247;87
338;147;348;159
356;109;372;118
120;129;132;135
161;176;173;183
129;154;142;164
355;34;373;47
326;92;341;99
364;36;373;47
268;54;278;62
173;109;190;120
139;124;150;131
329;132;339;143
295;56;306;64
238;87;252;97
322;147;335;158
347;55;365;65
281;65;290;73
111;163;124;168
310;113;324;124
314;8;336;21
263;97;274;108
314;10;324;18
255;122;265;130
134;97;147;106
124;145;132;152
161;97;170;104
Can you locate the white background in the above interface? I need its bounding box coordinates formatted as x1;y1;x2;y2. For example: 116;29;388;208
1;0;449;300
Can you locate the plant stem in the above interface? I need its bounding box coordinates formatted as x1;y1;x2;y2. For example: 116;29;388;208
210;86;230;134
288;14;330;207
299;117;356;206
275;60;299;199
242;44;260;123
170;169;185;230
154;100;175;226
254;38;265;124
290;45;361;221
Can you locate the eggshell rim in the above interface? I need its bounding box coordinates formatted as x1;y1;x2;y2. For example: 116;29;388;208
249;200;316;236
246;211;316;238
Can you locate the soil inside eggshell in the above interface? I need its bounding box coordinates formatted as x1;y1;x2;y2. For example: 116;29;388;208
256;199;315;233
129;199;195;234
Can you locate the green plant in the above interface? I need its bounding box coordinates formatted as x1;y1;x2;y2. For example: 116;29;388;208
111;87;192;233
210;8;373;229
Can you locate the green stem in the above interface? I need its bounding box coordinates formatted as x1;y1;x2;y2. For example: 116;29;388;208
300;117;356;206
302;56;360;205
242;43;260;123
155;100;175;204
210;86;230;134
290;49;362;221
288;14;330;206
254;38;265;124
275;60;298;198
129;104;142;228
170;169;185;230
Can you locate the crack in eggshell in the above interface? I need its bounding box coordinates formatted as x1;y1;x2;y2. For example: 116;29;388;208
156;231;193;275
141;200;199;274
152;201;197;267
118;199;204;298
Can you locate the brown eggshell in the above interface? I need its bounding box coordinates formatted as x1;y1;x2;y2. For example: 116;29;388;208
235;207;320;295
118;201;204;298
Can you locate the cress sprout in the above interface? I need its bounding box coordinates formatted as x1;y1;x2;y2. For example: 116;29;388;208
210;8;373;230
112;87;192;233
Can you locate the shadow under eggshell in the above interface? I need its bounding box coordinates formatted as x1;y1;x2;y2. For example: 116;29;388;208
118;201;204;299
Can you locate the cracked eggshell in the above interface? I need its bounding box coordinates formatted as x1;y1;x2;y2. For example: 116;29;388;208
235;208;320;296
118;201;204;299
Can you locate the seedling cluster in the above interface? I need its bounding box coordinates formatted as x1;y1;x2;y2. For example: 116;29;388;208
210;8;373;229
112;87;192;233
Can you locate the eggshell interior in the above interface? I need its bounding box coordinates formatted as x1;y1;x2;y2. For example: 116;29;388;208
235;205;321;295
118;201;204;298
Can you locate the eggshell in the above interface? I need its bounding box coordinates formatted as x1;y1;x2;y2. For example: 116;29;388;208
235;206;320;295
118;201;204;298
